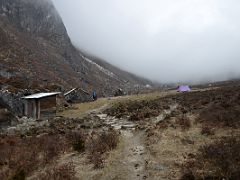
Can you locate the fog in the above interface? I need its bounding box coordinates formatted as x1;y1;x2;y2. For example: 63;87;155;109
52;0;240;83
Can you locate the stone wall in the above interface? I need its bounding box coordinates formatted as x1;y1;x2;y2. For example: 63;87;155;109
65;89;92;103
0;90;30;117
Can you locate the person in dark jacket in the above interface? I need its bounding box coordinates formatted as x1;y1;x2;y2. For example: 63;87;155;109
92;90;97;101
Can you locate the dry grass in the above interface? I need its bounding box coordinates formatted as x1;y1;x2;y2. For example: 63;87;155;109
86;130;120;169
40;162;76;180
0;128;89;180
113;90;177;102
0;134;69;180
67;131;86;153
98;137;126;179
2;86;240;180
174;85;240;128
104;93;176;121
59;98;109;118
145;115;215;180
60;90;177;119
182;136;240;179
176;115;191;131
201;125;215;136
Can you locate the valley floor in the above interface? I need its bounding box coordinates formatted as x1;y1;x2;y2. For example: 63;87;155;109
1;86;240;180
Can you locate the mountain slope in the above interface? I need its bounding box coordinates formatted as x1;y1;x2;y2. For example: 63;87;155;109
0;0;153;96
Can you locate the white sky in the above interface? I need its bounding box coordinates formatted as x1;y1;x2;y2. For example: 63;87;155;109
52;0;240;83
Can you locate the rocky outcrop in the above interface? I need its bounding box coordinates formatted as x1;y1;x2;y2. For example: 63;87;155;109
0;89;31;116
0;0;69;45
0;94;18;127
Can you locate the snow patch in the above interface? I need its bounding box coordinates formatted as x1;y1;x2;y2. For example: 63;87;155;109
80;54;121;82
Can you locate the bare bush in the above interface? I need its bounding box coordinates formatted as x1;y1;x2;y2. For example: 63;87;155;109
180;169;195;180
40;162;76;180
0;136;39;179
105;98;173;121
0;134;69;179
40;135;68;163
174;85;240;128
67;131;85;152
177;115;191;130
86;130;119;168
11;169;26;180
182;136;240;179
201;125;215;136
129;112;145;121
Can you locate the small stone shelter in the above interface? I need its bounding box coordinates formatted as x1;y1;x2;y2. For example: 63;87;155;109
64;88;92;103
22;92;60;119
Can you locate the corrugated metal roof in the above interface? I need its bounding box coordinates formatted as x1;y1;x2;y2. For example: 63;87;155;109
22;92;61;99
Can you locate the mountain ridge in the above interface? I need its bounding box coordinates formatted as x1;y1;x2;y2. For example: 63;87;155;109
0;0;154;96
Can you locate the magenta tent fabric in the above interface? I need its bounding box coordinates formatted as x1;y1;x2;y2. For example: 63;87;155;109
177;85;191;92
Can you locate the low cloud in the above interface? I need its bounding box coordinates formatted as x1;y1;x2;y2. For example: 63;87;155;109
53;0;240;83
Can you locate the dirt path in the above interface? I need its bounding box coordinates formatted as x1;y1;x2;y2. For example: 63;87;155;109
119;130;148;180
88;112;148;180
54;91;180;179
98;130;148;180
58;101;177;179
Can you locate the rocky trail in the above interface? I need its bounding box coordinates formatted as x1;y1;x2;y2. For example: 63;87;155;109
96;113;148;180
60;94;181;180
80;100;178;179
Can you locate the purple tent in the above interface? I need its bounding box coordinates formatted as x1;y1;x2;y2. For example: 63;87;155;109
177;85;191;92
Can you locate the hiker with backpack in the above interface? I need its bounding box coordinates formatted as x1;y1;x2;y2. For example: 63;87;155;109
92;90;97;101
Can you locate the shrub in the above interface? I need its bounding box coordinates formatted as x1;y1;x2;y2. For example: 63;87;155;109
199;136;240;179
201;125;215;136
40;163;76;180
72;139;85;153
180;169;195;180
12;169;26;180
0;136;40;178
177;115;191;130
129;112;145;121
86;130;119;169
183;136;240;179
0;134;69;179
67;131;85;152
87;151;104;169
39;135;68;163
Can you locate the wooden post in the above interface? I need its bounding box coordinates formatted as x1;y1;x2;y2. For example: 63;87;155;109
37;99;41;119
33;99;37;119
55;95;58;115
24;100;28;116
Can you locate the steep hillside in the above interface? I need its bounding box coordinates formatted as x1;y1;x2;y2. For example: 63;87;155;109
81;53;155;93
83;53;152;85
0;0;153;96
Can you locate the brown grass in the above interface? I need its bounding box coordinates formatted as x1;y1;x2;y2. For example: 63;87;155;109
105;97;174;121
175;85;240;128
40;162;76;180
59;98;109;118
201;125;215;136
176;115;191;130
86;130;120;169
67;130;86;153
0;134;69;179
182;136;240;179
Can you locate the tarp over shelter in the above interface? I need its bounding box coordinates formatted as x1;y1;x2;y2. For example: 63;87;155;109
177;85;191;92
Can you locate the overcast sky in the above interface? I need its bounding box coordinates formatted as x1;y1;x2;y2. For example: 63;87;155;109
52;0;240;83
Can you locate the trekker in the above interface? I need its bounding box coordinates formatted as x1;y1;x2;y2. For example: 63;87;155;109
92;91;97;101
